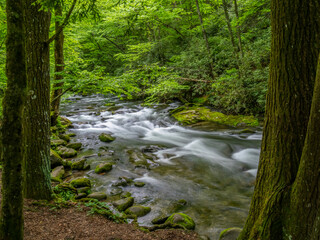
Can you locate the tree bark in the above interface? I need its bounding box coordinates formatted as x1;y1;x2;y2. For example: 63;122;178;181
221;0;236;51
1;0;26;238
233;0;243;57
238;0;320;239
24;0;52;200
51;2;65;126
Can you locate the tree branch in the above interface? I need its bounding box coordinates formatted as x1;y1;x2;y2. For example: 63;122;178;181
47;0;78;44
51;86;73;103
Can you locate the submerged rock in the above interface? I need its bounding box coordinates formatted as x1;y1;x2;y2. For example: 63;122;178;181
70;178;91;188
125;205;151;218
127;149;153;169
99;133;116;142
95;162;113;174
120;191;132;199
113;197;134;212
219;227;242;240
87;192;107;200
57;146;77;158
134;182;145;187
165;213;195;230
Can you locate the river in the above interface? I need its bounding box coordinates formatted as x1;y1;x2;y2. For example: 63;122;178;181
60;95;261;240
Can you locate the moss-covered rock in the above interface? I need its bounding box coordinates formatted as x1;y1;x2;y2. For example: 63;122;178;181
70;178;91;188
67;132;76;137
219;227;242;240
165;213;195;230
113;177;133;187
168;199;187;213
113;197;134;212
59;134;71;143
71;158;90;170
151;215;170;225
59;116;72;128
87;192;107;200
67;142;82;150
99;133;116;142
125;205;151;218
95;162;113;174
127;149;152;169
57;146;77;158
51;139;67;148
51;166;65;180
171;106;259;127
134;182;145;187
76;187;91;195
120;191;132;199
50;149;63;168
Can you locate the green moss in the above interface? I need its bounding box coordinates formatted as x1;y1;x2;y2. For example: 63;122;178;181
219;227;242;240
172;106;259;127
99;133;116;142
165;213;195;230
95;162;113;174
70;178;91;188
125;205;151;217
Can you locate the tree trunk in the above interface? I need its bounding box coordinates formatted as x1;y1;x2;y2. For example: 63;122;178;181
0;0;26;238
24;0;52;200
233;0;243;57
51;2;65;126
238;0;320;239
194;0;214;77
221;0;236;51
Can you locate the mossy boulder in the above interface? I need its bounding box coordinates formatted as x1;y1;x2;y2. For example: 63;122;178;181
113;177;133;187
70;178;91;188
165;213;195;230
51;139;67;148
59;116;72;128
171;106;259;127
134;182;145;187
151;215;170;225
87;192;107;200
113;197;134;211
51;166;65;180
67;133;76;137
99;133;116;142
95;162;113;174
120;191;132;199
125;205;151;218
57;146;77;158
71;158;90;170
50;149;63;168
67;142;82;150
76;187;91;195
59;134;71;142
219;227;242;240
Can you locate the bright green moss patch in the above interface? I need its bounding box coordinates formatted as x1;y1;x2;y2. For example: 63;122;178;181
165;213;195;230
171;106;259;127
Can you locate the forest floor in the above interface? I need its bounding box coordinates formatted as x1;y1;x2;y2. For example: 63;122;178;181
0;173;200;240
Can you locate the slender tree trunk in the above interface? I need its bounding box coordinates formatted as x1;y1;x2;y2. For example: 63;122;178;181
238;0;320;239
51;2;65;126
221;0;236;51
24;0;52;200
233;0;243;57
194;0;214;77
1;0;26;238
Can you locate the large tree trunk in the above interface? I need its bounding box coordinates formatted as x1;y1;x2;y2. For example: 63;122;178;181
238;0;320;239
0;0;26;238
51;2;65;126
23;0;52;200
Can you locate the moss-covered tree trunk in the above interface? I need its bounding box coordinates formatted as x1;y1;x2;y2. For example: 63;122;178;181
238;0;320;239
0;0;26;238
51;2;65;126
23;0;52;200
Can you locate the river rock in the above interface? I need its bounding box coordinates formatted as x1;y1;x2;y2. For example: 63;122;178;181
125;205;151;218
77;187;91;195
120;191;132;199
51;139;67;148
109;187;123;196
134;182;145;187
67;132;76;137
70;178;91;188
50;149;63;168
95;162;113;174
57;146;77;158
75;193;87;200
99;133;116;142
113;177;133;187
51;166;65;180
165;213;195;230
168;199;187;213
113;197;134;211
59;134;71;142
87;192;107;200
71;158;90;170
151;215;170;225
67;142;82;150
219;227;242;240
127;149;152;168
60;116;72;127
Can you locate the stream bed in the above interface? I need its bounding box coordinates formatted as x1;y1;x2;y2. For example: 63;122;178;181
60;95;261;240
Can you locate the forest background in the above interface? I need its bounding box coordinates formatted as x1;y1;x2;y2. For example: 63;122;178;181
0;0;270;115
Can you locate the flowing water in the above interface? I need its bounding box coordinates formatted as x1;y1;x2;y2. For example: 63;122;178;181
60;95;261;240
